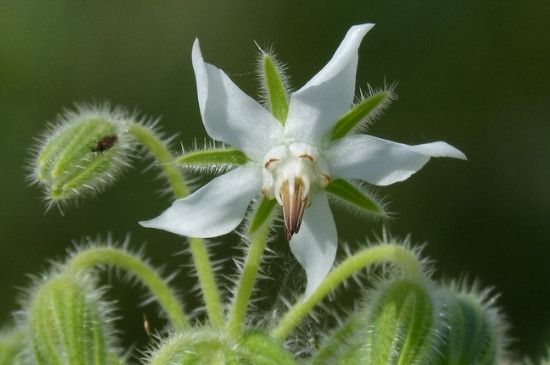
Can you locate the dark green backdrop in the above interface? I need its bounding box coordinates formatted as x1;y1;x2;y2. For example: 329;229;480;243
1;0;549;360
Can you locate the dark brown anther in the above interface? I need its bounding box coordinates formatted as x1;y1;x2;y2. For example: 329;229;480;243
281;178;308;240
264;158;279;169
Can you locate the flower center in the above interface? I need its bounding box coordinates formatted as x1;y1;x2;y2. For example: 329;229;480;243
261;143;330;240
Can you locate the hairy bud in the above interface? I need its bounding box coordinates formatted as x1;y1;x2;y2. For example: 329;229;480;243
361;278;442;364
436;282;509;365
312;276;442;365
30;104;134;208
22;272;122;364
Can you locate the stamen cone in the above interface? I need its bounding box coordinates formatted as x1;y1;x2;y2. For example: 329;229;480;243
281;178;308;240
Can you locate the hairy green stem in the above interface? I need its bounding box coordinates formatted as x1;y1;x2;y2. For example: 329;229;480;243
64;246;190;330
128;122;224;327
226;230;269;337
188;238;225;327
271;243;423;340
226;199;276;337
127;122;189;198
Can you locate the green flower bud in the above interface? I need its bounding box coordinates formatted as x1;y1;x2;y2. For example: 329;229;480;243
30;104;134;208
436;282;509;365
24;272;122;365
362;278;442;365
311;277;442;365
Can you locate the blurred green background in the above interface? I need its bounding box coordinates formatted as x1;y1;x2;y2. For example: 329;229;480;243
1;0;549;360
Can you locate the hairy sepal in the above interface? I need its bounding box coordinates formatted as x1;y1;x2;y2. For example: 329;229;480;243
330;87;395;140
257;48;289;124
325;179;386;217
177;147;248;174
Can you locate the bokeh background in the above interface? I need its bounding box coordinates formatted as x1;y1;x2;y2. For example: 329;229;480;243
1;0;549;360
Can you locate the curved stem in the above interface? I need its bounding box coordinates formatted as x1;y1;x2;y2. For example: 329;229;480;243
226;232;268;337
128;122;224;327
127;123;189;198
270;243;423;340
226;199;277;337
64;246;190;331
188;238;225;327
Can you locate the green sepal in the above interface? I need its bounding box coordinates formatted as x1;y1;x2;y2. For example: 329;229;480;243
262;53;289;124
325;179;383;215
177;148;248;167
248;198;277;236
239;329;298;365
330;90;392;141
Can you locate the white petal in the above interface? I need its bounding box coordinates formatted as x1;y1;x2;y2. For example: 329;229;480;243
328;134;467;186
289;192;337;298
285;24;374;144
192;39;283;160
140;165;262;238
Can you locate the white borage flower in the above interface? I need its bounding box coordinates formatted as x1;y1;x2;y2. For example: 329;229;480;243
141;24;466;297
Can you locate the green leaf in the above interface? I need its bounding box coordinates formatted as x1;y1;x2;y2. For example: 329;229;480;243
325;179;383;215
177;148;248;167
262;54;289;124
330;90;392;141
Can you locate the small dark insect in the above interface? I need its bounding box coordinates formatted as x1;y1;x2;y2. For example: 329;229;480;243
92;134;118;153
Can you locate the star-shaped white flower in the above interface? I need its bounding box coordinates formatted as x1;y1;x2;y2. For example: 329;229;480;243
141;24;466;297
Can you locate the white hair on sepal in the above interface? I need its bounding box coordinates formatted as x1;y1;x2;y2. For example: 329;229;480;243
177;138;243;176
350;80;398;135
327;179;392;222
254;41;292;111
